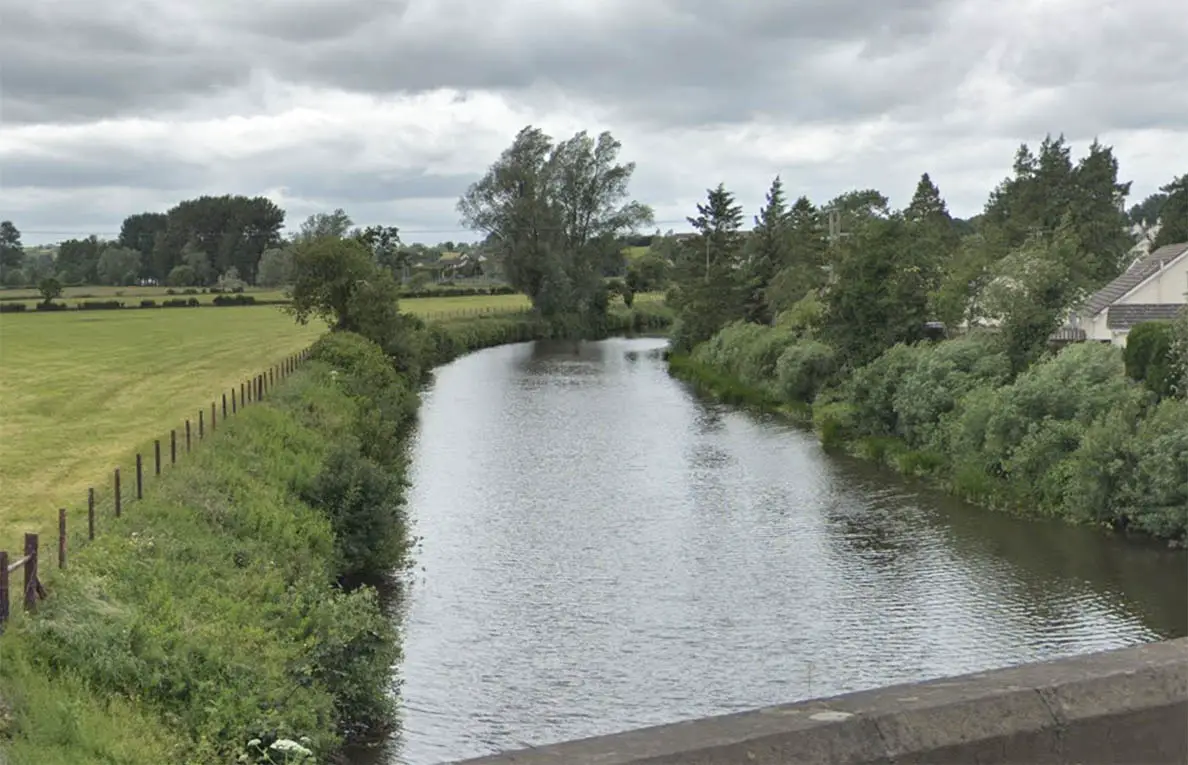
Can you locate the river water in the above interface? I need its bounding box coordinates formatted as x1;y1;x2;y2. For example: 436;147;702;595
374;337;1187;765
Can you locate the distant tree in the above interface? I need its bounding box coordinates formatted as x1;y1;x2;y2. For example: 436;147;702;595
117;212;168;274
55;236;104;284
459;125;652;316
288;236;390;332
255;247;295;287
1128;192;1168;228
167;264;199;287
625;251;670;293
0;220;24;280
1151;174;1187;250
764;196;828;316
96;246;142;286
38;277;62;305
742;176;791;324
216;266;247;291
669;183;746;352
296;208;354;244
821;212;941;367
181;242;213;285
152;195;284;283
356;225;406;279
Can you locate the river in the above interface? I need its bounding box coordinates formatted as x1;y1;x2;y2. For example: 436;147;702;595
370;336;1187;765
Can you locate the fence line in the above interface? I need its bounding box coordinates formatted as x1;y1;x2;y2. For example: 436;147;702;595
0;346;314;631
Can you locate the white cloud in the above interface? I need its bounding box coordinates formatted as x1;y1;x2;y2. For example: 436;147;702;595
2;0;1186;244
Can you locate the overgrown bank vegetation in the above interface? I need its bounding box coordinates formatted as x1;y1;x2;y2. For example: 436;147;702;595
0;220;670;764
665;139;1187;544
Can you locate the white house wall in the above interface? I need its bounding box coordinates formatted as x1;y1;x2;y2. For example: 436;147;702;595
1117;255;1188;305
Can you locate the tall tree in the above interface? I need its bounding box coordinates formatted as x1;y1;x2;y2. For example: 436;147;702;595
153;195;285;284
1151;174;1188;249
117;212;168;277
742;176;791;324
356;225;406;280
763;196;828;316
459;125;652;316
821;213;940;367
669;183;746;352
297;209;355;243
56;236;105;284
96;246;142;286
1065;140;1133;283
0;221;24;281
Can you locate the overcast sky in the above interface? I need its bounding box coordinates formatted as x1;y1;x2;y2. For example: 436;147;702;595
2;0;1186;246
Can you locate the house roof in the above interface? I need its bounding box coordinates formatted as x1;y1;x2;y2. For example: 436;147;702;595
1083;241;1188;316
1106;303;1187;330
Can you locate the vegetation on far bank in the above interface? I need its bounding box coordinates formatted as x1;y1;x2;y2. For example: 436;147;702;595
663;138;1186;544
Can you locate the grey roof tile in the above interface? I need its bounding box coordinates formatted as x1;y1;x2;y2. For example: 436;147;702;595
1083;242;1188;316
1106;303;1187;330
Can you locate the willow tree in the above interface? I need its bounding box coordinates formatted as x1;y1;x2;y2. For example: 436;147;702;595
458;126;653;316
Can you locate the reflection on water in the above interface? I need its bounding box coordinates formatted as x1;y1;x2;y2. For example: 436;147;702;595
369;337;1186;765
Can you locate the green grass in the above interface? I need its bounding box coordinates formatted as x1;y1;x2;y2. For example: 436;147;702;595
0;307;327;547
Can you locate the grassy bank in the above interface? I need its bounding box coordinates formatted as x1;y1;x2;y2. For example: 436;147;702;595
669;323;1187;546
0;303;673;764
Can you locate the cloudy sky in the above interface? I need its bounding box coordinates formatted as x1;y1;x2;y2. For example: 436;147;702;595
3;0;1186;246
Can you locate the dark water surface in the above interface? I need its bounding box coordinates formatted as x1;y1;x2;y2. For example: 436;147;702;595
371;337;1186;765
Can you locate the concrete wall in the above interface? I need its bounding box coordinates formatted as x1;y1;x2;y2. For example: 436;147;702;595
451;637;1188;765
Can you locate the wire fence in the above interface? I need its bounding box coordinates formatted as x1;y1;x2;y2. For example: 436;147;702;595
0;348;313;630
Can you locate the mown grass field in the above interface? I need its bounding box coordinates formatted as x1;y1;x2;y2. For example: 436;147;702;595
0;291;663;549
0;307;327;548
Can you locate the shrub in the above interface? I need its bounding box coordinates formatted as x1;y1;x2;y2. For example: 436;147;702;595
140;299;157;308
812;401;856;450
300;444;410;580
0;302;27;312
1124;321;1179;398
774;340;837;402
213;293;257;306
77;300;124;310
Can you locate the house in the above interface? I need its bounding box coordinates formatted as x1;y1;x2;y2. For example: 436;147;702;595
1060;241;1188;346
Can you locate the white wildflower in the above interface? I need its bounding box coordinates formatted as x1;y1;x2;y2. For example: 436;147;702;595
247;738;262;748
270;738;314;757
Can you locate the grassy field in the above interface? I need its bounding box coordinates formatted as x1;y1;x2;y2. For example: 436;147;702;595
0;291;663;549
0;307;327;548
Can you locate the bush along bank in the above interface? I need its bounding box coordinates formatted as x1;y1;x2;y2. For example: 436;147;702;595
0;334;416;765
670;318;1188;547
0;303;673;765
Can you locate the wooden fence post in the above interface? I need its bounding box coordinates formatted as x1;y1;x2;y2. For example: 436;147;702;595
23;533;38;611
88;488;95;541
0;551;8;629
115;468;122;517
241;382;246;405
232;387;237;413
223;392;228;418
58;509;67;569
212;401;217;430
185;420;192;452
154;439;161;475
170;430;177;465
199;409;205;438
136;454;144;499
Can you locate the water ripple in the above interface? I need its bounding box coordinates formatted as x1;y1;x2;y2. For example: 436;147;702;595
373;337;1187;765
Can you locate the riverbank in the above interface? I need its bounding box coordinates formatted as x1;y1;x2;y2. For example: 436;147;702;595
667;324;1187;547
0;304;673;765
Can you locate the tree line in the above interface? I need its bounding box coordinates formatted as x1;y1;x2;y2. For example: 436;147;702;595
650;133;1185;543
0;201;441;291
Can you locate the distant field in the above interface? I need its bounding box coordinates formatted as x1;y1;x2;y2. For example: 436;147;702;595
623;246;651;260
0;307;327;547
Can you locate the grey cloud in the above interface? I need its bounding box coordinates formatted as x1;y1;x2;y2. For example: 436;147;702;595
1;150;212;191
279;170;480;205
